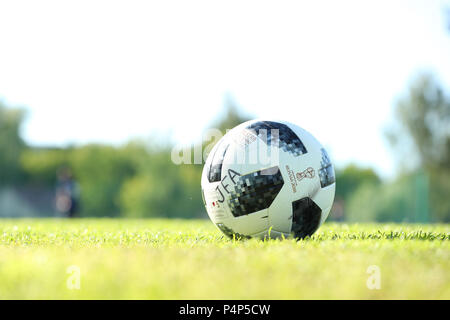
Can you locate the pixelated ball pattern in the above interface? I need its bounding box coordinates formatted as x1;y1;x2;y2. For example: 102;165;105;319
207;142;230;183
245;121;308;157
228;166;284;217
318;148;335;188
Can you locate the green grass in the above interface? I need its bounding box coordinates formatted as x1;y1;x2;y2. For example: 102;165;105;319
0;219;448;299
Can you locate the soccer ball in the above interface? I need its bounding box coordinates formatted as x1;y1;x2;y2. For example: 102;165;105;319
201;119;335;240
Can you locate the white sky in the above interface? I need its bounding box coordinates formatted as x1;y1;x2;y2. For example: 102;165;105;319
1;0;450;178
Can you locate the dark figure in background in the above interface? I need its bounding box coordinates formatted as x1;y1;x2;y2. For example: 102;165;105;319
55;167;80;218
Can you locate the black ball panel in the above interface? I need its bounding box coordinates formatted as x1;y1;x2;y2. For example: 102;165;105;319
318;148;335;188
207;141;230;182
245;121;307;157
228;166;284;217
291;197;322;239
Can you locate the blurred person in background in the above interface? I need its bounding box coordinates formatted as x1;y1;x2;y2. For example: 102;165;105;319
55;167;80;218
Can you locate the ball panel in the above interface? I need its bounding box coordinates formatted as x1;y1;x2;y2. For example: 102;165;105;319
318;148;335;188
229;210;271;235
318;205;332;226
281;145;321;199
215;222;251;240
245;121;308;157
266;165;295;235
311;183;336;225
202;188;229;221
206;139;230;183
291;197;322;239
214;209;270;238
227;166;284;217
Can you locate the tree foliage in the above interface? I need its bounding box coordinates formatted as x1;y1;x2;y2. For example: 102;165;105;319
9;99;251;218
387;73;450;222
335;164;380;201
0;102;26;186
389;74;450;170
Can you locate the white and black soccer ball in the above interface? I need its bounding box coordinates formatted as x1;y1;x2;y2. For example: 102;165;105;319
201;119;335;240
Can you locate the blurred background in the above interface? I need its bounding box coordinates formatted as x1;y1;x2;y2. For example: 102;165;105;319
0;0;449;222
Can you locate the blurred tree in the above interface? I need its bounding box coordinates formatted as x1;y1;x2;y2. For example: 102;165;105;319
346;174;414;223
0;101;26;186
21;144;139;217
389;74;450;170
201;93;252;160
387;73;450;222
335;164;381;201
210;93;251;133
119;150;201;218
20;148;70;185
69;144;137;217
329;164;380;221
2;95;254;218
120;96;252;218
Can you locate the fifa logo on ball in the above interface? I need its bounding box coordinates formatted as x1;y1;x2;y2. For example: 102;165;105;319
296;167;315;182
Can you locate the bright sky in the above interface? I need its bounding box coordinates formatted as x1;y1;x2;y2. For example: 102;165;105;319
1;0;450;178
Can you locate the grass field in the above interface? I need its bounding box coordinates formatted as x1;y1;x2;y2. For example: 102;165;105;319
0;219;448;299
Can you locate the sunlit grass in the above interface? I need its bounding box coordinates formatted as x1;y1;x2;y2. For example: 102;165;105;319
0;219;448;299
